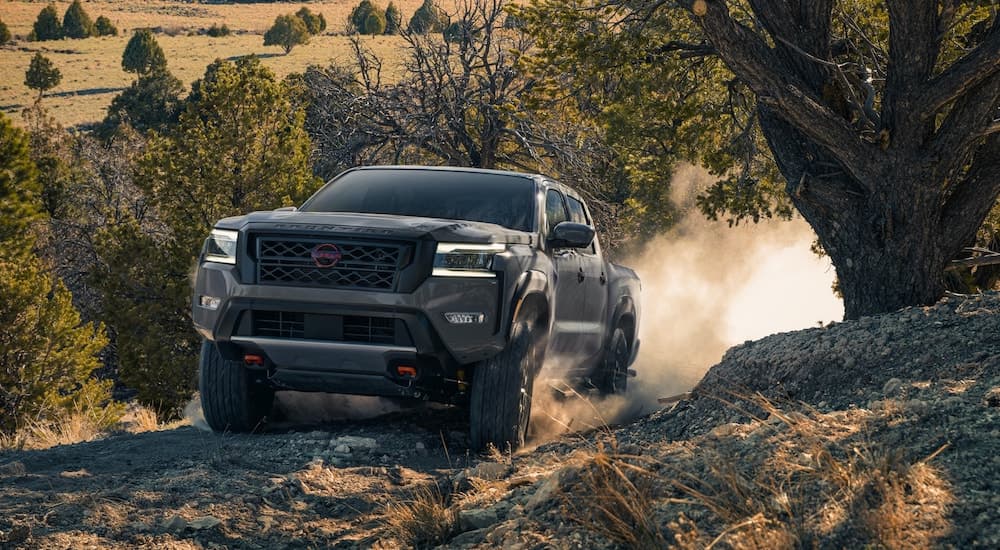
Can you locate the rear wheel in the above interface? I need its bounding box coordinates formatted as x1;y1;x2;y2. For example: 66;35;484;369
199;341;274;433
469;321;539;452
595;327;630;395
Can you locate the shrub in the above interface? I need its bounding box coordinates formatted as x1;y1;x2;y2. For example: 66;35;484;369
122;29;167;75
443;20;478;44
365;10;387;35
206;22;231;37
408;0;446;34
25;53;61;99
0;18;11;45
349;1;383;35
384;3;401;35
62;0;96;39
99;68;184;138
32;3;62;41
0;113;118;435
264;14;309;54
295;7;326;35
94;16;118;37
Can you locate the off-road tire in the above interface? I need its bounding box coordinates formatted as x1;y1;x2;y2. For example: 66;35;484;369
199;341;274;433
595;327;630;395
469;322;538;452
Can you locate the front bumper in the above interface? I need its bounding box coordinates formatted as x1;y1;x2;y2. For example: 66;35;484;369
192;261;506;399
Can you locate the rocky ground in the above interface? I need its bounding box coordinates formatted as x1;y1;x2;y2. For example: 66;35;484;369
1;293;998;549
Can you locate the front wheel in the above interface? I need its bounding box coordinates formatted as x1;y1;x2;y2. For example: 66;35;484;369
199;341;274;433
469;322;539;452
595;327;630;395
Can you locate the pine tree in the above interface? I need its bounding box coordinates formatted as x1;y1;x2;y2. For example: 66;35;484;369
99;68;184;138
62;0;96;39
408;0;445;34
31;3;62;41
264;14;310;54
295;7;326;35
122;29;167;75
94;16;118;37
0;113;118;433
25;53;62;100
384;3;401;35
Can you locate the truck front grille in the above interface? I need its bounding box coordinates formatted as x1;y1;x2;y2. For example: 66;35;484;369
343;315;395;345
255;236;407;291
254;311;305;339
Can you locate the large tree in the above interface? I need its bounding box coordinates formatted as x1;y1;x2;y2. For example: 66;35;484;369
521;1;1000;319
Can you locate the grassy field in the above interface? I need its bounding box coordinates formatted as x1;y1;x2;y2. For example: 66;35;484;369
0;1;451;127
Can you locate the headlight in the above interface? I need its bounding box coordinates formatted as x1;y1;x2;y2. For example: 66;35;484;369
433;242;505;278
203;229;239;265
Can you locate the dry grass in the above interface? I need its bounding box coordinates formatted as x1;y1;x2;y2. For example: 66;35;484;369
125;405;160;433
0;0;461;127
382;483;457;548
0;410;105;450
560;395;956;549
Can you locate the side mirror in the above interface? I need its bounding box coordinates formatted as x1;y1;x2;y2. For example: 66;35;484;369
275;206;297;212
549;221;595;249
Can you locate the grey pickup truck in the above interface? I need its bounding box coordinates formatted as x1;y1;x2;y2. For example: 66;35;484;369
192;166;640;450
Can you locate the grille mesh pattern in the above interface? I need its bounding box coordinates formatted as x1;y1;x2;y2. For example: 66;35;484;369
256;237;405;290
254;311;305;339
343;316;395;345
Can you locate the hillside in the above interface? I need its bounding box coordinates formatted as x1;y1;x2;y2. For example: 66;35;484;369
1;292;997;548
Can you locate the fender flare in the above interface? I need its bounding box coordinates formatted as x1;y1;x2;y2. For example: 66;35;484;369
507;270;551;338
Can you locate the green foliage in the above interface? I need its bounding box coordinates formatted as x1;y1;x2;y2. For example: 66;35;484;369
385;3;401;35
295;6;327;35
0;115;41;254
349;1;385;35
99;68;184;138
32;3;63;41
122;29;167;75
443;20;477;44
0;18;12;45
0;113;118;434
62;0;96;39
94;16;118;37
408;0;445;34
25;53;62;99
98;56;320;414
264;14;310;54
206;22;231;37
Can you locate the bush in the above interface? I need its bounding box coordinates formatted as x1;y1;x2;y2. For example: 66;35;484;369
384;3;401;35
25;53;61;99
95;16;118;37
264;14;309;54
443;20;478;44
32;3;63;41
408;0;446;34
62;0;96;39
365;10;387;35
0;113;118;435
295;7;326;35
99;69;184;138
206;22;231;37
0;18;11;45
122;29;167;75
349;1;383;35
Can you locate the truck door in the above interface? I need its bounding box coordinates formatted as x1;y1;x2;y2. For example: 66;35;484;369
567;195;607;362
544;189;586;358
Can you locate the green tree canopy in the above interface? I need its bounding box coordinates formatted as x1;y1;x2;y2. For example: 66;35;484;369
365;10;387;35
122;29;167;75
31;3;62;41
25;53;62;99
62;0;96;39
518;1;1000;318
0;18;12;45
384;3;401;35
97;56;320;413
349;1;384;35
264;14;310;54
0;113;117;434
94;15;118;37
99;68;184;138
408;0;446;34
296;6;327;35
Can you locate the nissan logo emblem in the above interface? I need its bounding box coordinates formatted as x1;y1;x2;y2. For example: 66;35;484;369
311;243;342;268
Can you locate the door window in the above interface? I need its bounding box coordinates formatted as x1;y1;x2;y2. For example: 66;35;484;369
545;189;569;234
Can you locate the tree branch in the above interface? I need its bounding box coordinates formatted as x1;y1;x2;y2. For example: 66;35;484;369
918;18;1000;116
941;133;1000;255
882;0;940;146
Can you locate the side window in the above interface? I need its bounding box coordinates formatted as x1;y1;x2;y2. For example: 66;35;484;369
545;189;568;234
566;196;589;225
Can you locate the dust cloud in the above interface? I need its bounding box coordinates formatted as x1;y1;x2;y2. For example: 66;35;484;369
183;392;403;432
529;165;844;440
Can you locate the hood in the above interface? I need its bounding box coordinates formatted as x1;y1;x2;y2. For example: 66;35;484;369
214;210;534;245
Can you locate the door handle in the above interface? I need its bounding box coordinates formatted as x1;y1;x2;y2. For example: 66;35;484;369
577;268;585;283
599;272;607;285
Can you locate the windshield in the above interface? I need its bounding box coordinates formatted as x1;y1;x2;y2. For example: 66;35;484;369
301;169;536;232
